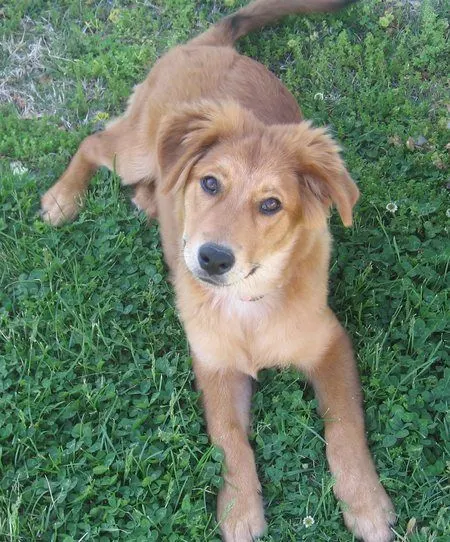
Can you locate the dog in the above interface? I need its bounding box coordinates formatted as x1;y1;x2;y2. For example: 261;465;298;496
40;1;396;540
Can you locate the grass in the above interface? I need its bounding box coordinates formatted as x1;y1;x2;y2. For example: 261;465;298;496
0;0;449;540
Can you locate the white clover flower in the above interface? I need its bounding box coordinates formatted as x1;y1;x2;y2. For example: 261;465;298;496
314;92;324;100
10;161;29;176
446;208;450;218
386;202;398;213
303;515;315;528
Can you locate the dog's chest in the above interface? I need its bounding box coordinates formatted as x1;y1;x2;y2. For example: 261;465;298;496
184;296;328;375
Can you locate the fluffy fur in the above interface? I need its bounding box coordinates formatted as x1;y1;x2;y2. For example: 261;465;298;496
41;1;395;540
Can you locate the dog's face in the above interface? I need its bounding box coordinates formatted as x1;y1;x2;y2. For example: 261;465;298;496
181;138;305;296
157;101;359;297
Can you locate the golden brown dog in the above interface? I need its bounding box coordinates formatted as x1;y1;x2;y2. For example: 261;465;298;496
41;1;396;540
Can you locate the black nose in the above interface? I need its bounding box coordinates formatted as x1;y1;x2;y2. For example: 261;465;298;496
198;243;235;276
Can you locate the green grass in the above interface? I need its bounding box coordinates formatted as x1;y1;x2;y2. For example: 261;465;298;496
0;0;449;540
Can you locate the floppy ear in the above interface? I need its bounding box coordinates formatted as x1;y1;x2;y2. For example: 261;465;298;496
156;100;257;193
272;122;359;227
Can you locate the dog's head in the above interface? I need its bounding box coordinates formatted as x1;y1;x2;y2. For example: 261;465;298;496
157;101;358;297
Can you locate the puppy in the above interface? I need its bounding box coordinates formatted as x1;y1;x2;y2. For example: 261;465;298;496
41;1;395;540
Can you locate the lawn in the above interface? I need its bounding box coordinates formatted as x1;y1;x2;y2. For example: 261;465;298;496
0;0;448;540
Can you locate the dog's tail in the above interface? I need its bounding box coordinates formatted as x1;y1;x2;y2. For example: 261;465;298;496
191;0;357;47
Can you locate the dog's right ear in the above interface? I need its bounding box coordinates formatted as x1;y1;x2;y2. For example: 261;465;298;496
156;101;257;194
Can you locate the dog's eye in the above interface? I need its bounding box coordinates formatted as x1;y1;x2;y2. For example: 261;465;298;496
260;197;282;215
201;176;220;195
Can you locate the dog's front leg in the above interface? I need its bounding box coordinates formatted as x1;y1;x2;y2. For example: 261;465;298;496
307;325;396;542
193;358;266;542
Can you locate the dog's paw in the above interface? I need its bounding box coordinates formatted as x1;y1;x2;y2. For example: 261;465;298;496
218;484;267;542
41;181;84;226
341;483;396;542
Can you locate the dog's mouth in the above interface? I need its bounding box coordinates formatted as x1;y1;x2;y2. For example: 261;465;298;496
196;264;260;288
246;265;259;278
198;275;224;286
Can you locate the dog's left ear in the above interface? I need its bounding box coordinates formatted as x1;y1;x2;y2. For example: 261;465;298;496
272;122;359;226
156;100;258;193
